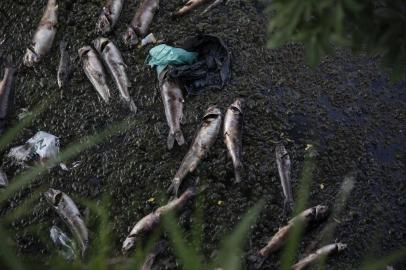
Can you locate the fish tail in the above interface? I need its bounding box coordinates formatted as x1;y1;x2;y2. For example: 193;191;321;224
127;98;137;114
60;40;67;51
167;133;175;150
174;130;185;146
233;161;243;183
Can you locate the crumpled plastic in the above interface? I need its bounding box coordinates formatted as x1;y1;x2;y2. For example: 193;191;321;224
8;131;64;168
167;34;231;95
147;44;198;75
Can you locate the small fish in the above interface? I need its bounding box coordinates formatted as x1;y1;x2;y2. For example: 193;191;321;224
259;205;329;258
275;143;294;211
44;188;89;257
78;46;111;103
173;0;210;17
292;243;347;270
122;187;196;254
0;168;8;188
167;106;222;196
0;66;16;135
23;0;58;67
202;0;225;15
96;0;124;34
57;40;73;90
50;226;77;261
159;69;185;150
123;0;160;46
93;38;137;113
141;240;166;270
224;98;244;183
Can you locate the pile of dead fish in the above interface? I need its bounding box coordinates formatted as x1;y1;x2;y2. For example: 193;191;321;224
0;0;348;269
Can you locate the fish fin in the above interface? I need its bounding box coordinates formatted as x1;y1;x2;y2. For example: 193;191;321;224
174;130;185;146
167;179;180;197
127;98;137;114
167;133;175;150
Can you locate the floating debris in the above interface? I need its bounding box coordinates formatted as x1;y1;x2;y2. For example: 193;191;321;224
140;33;157;47
44;189;89;257
167;106;222;196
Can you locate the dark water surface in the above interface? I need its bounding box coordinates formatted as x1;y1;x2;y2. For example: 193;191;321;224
0;0;405;269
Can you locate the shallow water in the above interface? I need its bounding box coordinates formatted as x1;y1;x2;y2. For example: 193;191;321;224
0;0;405;269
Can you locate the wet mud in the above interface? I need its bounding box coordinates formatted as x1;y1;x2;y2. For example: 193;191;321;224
0;0;405;269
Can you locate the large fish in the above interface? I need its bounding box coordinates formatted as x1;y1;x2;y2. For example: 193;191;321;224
78;46;111;103
259;205;329;258
44;188;89;257
93;37;137;113
224;98;244;183
123;0;159;46
122;187;196;254
275;143;294;211
292;243;347;270
50;225;77;261
167;106;222;196
23;0;58;67
159;69;185;150
96;0;124;34
57;40;74;90
0;66;16;135
173;0;210;16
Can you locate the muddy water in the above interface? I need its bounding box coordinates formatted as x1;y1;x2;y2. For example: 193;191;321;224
0;0;405;269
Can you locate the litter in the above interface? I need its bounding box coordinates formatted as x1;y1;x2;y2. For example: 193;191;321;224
140;33;157;48
147;44;198;75
8;131;64;169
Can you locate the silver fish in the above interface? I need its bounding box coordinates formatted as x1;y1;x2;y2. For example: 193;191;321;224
23;0;58;67
93;37;137;113
292;243;347;270
57;40;73;90
275;143;294;211
96;0;124;34
122;187;196;254
123;0;160;46
167;106;222;196
0;66;16;135
224;98;244;183
159;69;185;150
50;225;77;261
44;188;89;257
0;168;8;188
141;240;166;270
78;46;111;103
259;205;329;258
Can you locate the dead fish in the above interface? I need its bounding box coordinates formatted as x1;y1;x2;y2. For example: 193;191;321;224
141;240;166;270
0;168;8;188
96;0;124;34
224;98;244;183
122;187;196;254
202;0;225;15
57;40;73;91
159;69;185;150
173;0;210;17
23;0;58;67
93;37;137;113
259;205;329;258
275;143;294;211
78;46;111;103
0;66;16;135
123;0;159;46
50;225;77;261
167;106;222;196
292;243;347;270
44;188;89;257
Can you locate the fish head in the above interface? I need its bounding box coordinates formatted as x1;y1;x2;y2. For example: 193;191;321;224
23;48;39;67
122;27;139;47
314;205;329;220
336;243;347;252
44;188;63;206
96;12;111;34
203;105;222;121
122;236;137;254
92;37;110;54
78;46;92;59
231;98;245;113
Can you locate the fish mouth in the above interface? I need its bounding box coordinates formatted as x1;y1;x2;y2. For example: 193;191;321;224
231;98;245;112
122;236;137;254
93;38;109;53
44;188;62;206
23;47;39;66
315;205;329;219
203;106;221;119
78;46;92;58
